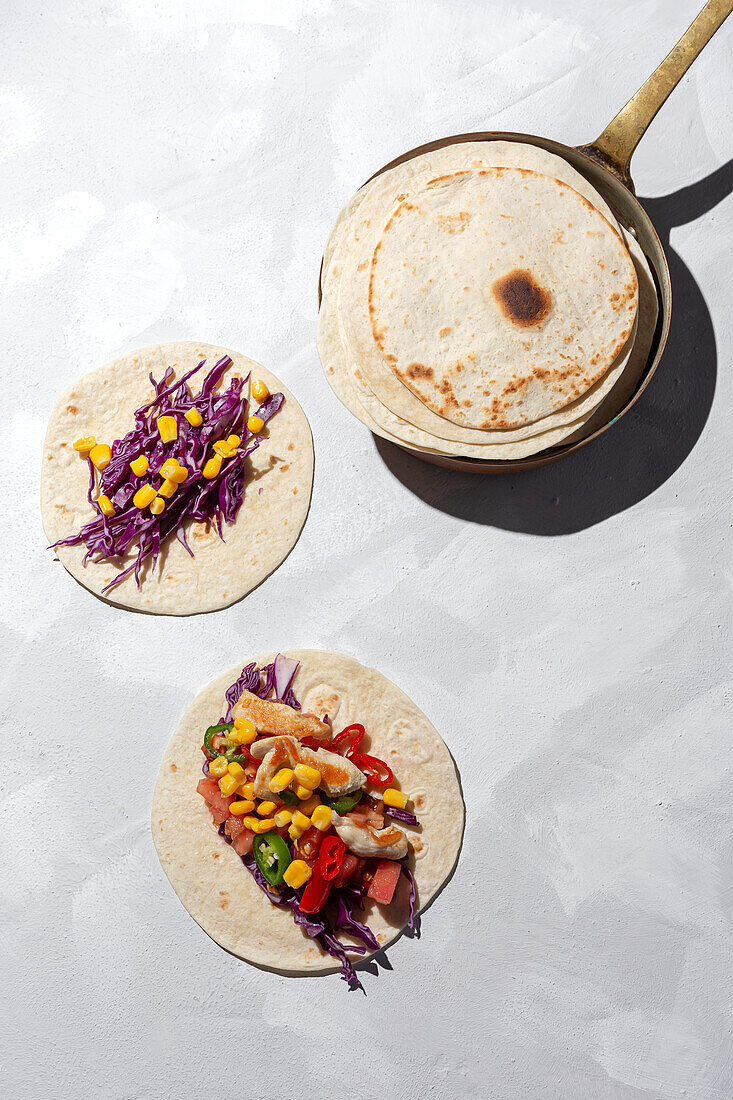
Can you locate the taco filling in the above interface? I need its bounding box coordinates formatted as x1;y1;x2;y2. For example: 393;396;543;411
197;653;418;984
52;355;284;593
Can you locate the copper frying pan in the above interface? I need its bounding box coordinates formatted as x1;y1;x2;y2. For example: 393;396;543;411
319;0;732;473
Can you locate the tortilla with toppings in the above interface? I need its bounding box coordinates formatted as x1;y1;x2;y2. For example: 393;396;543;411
152;650;464;984
41;341;313;614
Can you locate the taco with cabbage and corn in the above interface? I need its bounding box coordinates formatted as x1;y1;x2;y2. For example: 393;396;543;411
152;650;463;986
42;341;313;615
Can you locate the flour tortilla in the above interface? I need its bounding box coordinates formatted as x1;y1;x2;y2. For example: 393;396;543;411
320;228;655;461
365;167;638;429
354;229;654;460
320;141;639;447
41;341;314;614
152;650;464;974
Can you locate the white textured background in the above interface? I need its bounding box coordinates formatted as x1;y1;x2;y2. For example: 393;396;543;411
2;2;732;1097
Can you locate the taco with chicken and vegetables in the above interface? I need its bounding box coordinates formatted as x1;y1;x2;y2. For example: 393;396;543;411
152;650;463;985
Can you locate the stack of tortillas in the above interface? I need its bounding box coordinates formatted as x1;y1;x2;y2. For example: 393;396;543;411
317;141;658;462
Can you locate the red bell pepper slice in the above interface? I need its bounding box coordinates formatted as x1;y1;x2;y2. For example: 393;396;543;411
331;723;365;758
316;835;346;881
349;751;393;788
299;864;332;914
299;735;323;752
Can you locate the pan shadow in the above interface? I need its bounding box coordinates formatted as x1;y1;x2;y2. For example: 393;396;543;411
375;160;732;535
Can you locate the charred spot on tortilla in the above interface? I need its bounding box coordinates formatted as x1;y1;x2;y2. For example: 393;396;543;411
491;268;552;328
406;362;433;381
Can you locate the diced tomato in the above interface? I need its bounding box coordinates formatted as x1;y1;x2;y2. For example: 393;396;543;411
333;853;362;889
225;815;255;857
367;859;402;905
297;825;325;866
197;778;234;825
244;761;259;779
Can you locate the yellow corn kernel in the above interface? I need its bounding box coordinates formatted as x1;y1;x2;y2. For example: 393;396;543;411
257;800;278;817
242;816;260;832
293;763;321;790
239;782;255;800
227;761;246;781
156;415;178;443
97;494;115;518
251;379;269;403
150;496;165;516
283;859;312;889
247;415;264;435
288;822;305;841
170;463;188;483
89;443;112;471
227;434;241;448
383;788;409;810
203;455;222;480
254;818;277;834
133;483;157;509
157;478;178;499
229;720;257;746
297;793;321;816
218;773;239;797
212;439;236;459
129;454;149;477
294;784;312;801
73;436;96;456
291;810;311;831
233;713;256;732
310;805;333;832
269;768;295;794
185;407;203;427
208;756;228;778
274;808;293;828
229;800;256;816
158;458;180;481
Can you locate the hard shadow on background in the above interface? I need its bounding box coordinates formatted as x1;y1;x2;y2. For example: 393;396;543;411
376;160;732;535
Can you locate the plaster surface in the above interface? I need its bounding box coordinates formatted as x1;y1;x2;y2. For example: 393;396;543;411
1;2;731;1097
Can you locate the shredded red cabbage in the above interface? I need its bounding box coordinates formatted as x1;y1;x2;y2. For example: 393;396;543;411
401;861;418;935
335;889;379;950
224;661;262;721
52;356;284;593
385;806;419;827
223;654;301;722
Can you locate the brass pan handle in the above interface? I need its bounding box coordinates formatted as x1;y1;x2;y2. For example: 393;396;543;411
580;0;733;189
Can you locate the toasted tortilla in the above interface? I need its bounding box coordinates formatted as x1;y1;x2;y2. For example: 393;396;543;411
41;341;313;614
152;650;464;975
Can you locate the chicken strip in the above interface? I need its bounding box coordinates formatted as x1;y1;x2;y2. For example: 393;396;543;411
231;690;330;742
330;812;408;860
251;736;366;800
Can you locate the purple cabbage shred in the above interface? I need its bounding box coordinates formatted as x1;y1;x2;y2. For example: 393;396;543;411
401;861;418;936
385;806;419;827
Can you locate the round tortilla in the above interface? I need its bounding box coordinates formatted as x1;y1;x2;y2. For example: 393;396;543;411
151;650;464;975
367;167;638;430
318;139;653;460
321;140;635;447
319;228;655;461
41;341;314;614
